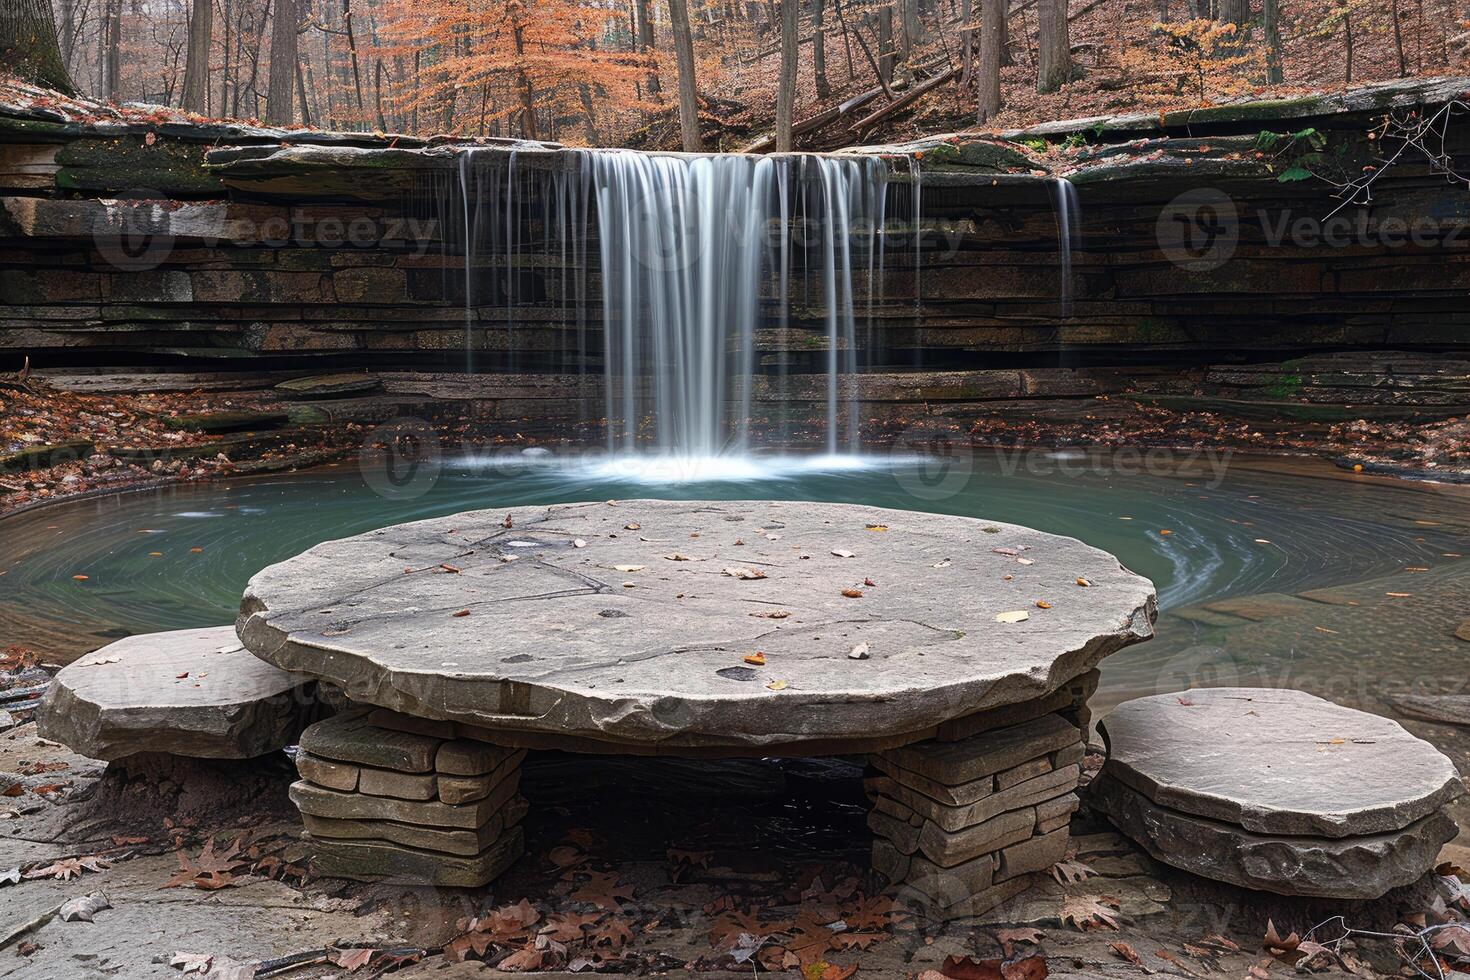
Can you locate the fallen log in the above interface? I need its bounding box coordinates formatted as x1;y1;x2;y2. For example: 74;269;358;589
850;65;959;135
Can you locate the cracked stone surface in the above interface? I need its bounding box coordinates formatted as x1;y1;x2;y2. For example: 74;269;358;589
1089;772;1459;899
37;625;314;760
1099;687;1465;837
238;500;1156;749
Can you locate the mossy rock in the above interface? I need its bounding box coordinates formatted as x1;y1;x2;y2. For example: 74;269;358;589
1133;394;1470;423
160;411;290;433
55;137;220;196
914;139;1042;173
0;439;95;474
274;373;383;399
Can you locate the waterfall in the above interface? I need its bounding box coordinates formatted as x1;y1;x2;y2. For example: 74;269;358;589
1051;177;1080;318
452;148;888;462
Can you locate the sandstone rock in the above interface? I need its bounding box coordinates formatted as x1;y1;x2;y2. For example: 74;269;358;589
436;739;523;776
297;751;359;791
1090;773;1459;899
884;714;1081;787
357;767;436;801
1100;688;1465;837
308;825;525;887
438;751;527;805
868;808;922;855
302;796;528;857
917;807;1035;867
996;827;1070;882
1035;792;1081;835
298;713;439;773
1384;695;1470;728
887;764;1081;834
238;501;1156;749
37;626;312;761
997;756;1053;791
870;756;994;808
1457;621;1470;643
290;769;519;828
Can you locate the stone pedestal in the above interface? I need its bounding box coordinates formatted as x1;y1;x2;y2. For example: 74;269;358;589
290;709;527;887
865;672;1095;919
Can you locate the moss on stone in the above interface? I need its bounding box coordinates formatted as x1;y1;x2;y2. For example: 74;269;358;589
55;137;221;195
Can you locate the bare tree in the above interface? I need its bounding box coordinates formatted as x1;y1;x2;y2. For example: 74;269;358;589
1036;0;1068;92
98;0;122;100
0;0;75;93
976;0;1003;122
667;0;704;150
182;0;214;112
267;0;299;122
1263;0;1282;82
635;0;662;99
811;0;830;98
775;0;798;150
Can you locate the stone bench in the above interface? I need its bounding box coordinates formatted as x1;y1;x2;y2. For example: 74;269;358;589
37;625;316;761
1090;687;1465;899
236;499;1158;910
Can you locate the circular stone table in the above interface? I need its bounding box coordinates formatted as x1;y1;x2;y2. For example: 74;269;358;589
238;499;1157;904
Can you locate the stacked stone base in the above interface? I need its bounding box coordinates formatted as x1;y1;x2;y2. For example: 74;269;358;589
866;673;1095;918
290;709;527;887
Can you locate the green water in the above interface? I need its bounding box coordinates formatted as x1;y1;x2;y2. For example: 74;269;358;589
2;450;1467;725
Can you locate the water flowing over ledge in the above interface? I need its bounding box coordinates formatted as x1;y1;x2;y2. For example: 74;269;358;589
453;149;894;460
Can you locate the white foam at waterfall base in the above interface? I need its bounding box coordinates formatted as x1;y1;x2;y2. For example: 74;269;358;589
447;449;899;484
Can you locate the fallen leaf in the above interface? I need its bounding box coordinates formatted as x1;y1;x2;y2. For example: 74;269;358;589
1051;858;1094;884
574;539;587;548
744;652;766;666
832;549;855;558
613;564;646;572
865;524;889;531
848;642;870;660
665;553;691;561
1110;941;1154;973
1059;894;1119;930
25;856;110;881
1035;600;1052;609
750;610;790;619
170;952;213;974
1075;577;1092;587
995;610;1030;624
330;948;374;972
569;870;635;911
59;892;111;923
723;567;767;580
451;609;470;617
72;574;89;581
766;680;788;691
841;588;863;598
502;514;513;528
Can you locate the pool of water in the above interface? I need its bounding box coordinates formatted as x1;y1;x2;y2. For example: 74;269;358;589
3;449;1467;727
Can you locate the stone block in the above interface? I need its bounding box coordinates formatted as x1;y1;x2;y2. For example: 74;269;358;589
436;738;522;776
1052;741;1086;769
438;751;527;805
302;796;527;857
308;826;524;887
289;770;519;828
883;714;1080;787
935;671;1098;742
996;827;1071;882
868;808;922;855
297;751;359;792
917;806;1035;867
1035;792;1081;835
894;764;1081;833
904;847;995;898
298;713;440;773
997;755;1053;791
872;838;911;884
870;756;993;808
358;766;436;801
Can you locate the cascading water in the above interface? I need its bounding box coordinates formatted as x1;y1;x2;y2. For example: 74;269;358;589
1050;177;1080;318
454;148;889;468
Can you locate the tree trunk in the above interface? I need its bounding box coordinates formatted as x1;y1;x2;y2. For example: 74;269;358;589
876;5;894;85
899;0;921;63
58;0;75;71
811;0;830;98
668;0;704;150
959;0;974;84
266;0;298;123
635;0;662;99
1035;0;1068;92
511;17;538;139
220;0;233;114
1217;0;1247;25
1;0;76;93
182;0;213;112
340;0;367;125
1262;0;1282;82
1388;0;1407;76
775;0;799;150
975;0;1002;123
1343;8;1353;83
98;0;122;100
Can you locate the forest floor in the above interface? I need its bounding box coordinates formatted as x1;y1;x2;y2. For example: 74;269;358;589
1;712;1468;980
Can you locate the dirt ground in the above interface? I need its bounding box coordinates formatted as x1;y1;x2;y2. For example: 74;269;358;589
1;718;1467;980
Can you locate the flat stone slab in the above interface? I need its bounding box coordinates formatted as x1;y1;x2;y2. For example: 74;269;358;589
37;626;312;761
239;500;1155;749
1090;773;1458;899
307;825;525;887
1099;688;1465;837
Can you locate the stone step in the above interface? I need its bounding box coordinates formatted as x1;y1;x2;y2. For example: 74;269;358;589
36;625;314;761
306;825;525;887
290;769;520;828
302;795;528;857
